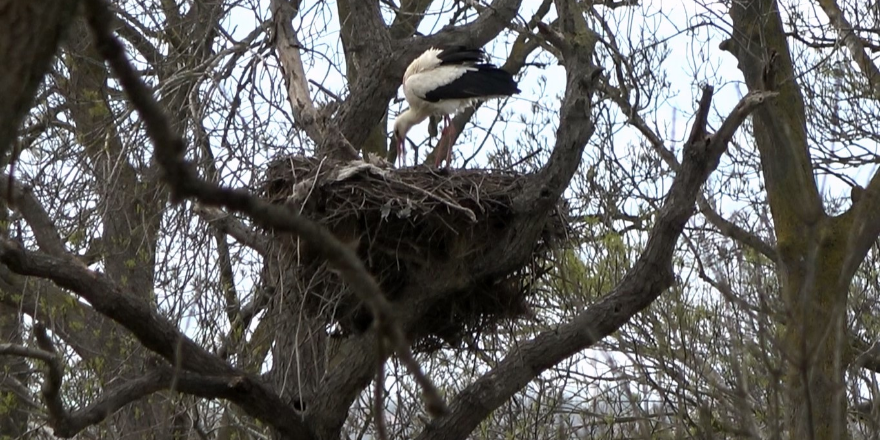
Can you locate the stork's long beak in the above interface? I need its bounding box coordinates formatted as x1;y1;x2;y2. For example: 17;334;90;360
396;135;406;167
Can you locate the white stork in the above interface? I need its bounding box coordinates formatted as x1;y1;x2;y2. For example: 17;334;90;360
393;47;520;167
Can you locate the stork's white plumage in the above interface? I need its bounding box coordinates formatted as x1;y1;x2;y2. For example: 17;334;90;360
393;47;520;167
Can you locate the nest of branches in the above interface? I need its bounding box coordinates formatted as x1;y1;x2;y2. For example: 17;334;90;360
260;155;570;352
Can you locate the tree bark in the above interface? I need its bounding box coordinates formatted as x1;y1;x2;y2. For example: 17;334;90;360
723;0;851;437
336;0;390;159
0;304;29;438
0;0;79;163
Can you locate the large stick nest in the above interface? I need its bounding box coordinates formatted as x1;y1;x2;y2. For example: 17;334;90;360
260;155;570;352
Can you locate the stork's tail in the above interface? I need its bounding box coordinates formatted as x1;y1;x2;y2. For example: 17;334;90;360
471;65;521;96
436;47;488;65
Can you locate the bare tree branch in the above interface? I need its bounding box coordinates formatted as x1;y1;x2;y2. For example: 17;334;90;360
12;351;325;439
271;0;324;144
0;241;313;439
0;174;66;257
721;0;823;228
22;329;168;438
725;3;858;434
0;342;55;363
697;197;777;261
599;75;777;261
843;173;880;280
0;374;39;410
420;0;523;51
829;0;880;279
816;0;880;98
193;204;269;256
0;263;132;367
389;0;434;39
1;327;215;439
338;0;391;62
521;16;600;211
851;337;880;374
0;242;233;375
81;0;448;418
33;323;67;433
469;9;601;278
0;0;79;163
52;361;317;438
54;368;169;437
415;87;776;440
114;12;163;66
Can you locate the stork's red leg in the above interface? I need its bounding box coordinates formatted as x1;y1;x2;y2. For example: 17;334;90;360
445;125;456;167
442;116;455;168
434;115;455;168
434;134;448;168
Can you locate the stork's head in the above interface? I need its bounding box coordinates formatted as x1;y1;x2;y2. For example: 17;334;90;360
392;110;418;145
392;108;423;158
391;111;412;167
392;108;431;166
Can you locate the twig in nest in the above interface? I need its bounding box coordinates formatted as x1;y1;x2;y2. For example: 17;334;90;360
82;0;448;417
290;156;326;211
390;177;477;222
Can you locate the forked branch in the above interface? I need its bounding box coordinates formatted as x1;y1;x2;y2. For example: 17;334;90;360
0;241;313;438
416;86;776;440
82;0;448;418
270;0;323;143
816;0;880;98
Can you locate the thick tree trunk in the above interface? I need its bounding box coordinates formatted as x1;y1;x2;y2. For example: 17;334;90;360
262;234;348;440
780;219;850;439
336;0;389;160
724;0;850;437
61;17;169;439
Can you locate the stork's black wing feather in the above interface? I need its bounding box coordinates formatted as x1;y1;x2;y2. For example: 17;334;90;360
436;47;487;65
423;64;520;102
